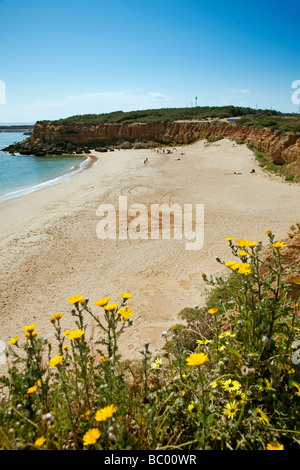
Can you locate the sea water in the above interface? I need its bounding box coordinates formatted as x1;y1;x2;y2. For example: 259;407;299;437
0;132;89;201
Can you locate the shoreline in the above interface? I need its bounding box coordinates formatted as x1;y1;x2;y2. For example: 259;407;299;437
0;139;300;369
0;153;98;202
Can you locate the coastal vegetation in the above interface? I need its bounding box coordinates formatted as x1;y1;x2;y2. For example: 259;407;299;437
42;105;300;131
0;231;299;450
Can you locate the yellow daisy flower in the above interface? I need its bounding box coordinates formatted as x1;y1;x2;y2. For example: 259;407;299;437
67;329;85;340
121;292;133;299
238;251;249;257
21;324;37;332
237;263;252;275
35;436;46;447
271;241;285;249
222;379;242;392
83;428;101;446
186;352;208;366
247;241;257;248
27;384;38;394
266;441;284;450
49;356;64;368
225;261;236;267
188;401;195;413
254;408;269;424
236;238;250;248
151;358;163;369
95;404;116;422
24;332;39;340
68;295;85;305
104;303;119;311
50;313;64;320
118;307;134;321
8;336;19;345
223;401;239;420
94;297;110;307
63;329;72;337
208;307;218;315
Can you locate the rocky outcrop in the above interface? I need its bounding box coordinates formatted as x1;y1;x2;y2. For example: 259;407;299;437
4;121;300;167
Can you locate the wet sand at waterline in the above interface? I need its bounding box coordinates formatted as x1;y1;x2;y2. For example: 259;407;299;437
1;139;300;368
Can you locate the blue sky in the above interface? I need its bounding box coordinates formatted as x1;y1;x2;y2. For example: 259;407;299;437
0;0;299;123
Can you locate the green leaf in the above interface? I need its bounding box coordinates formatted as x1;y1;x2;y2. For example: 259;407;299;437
223;343;242;360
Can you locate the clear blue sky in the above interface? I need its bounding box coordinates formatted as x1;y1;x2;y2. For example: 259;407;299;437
0;0;299;123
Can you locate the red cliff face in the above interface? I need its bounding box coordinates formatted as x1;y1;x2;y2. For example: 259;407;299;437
28;121;300;166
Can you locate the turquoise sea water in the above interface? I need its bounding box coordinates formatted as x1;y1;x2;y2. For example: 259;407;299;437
0;133;88;201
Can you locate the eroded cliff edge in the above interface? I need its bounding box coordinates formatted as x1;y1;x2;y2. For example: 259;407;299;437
4;121;300;168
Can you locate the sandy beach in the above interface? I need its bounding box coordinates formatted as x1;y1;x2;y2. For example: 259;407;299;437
1;139;300;368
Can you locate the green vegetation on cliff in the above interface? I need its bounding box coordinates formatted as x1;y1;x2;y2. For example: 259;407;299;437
39;105;297;126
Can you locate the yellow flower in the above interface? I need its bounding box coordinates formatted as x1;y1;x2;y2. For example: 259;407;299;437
118;307;134;321
49;356;64;368
94;297;110;307
208;307;218;315
68;295;85;304
151;358;163;368
62;344;69;350
266;441;284;450
232;263;241;271
95;404;116;422
83;428;101;446
222;379;242;392
67;329;85;340
254;408;269;424
223;401;239;420
237;263;251;275
27;384;38;394
292;277;300;285
188;401;195;413
99;355;108;362
225;236;234;241
21;324;37;332
271;241;285;249
236;238;250;247
238;251;249;257
171;324;178;330
225;261;236;267
121;292;133;299
186;353;208;366
104;303;119;311
51;313;64;320
233;390;247;404
24;332;39;340
197;339;211;345
247;241;257;248
265;230;272;235
63;329;72;336
8;336;19;345
35;436;46;447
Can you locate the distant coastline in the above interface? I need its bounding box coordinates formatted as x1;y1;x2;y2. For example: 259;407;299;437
0;125;34;134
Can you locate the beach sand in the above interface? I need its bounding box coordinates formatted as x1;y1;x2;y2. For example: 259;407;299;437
1;139;300;369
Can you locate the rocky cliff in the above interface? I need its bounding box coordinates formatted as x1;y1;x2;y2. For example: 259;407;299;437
4;121;300;167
